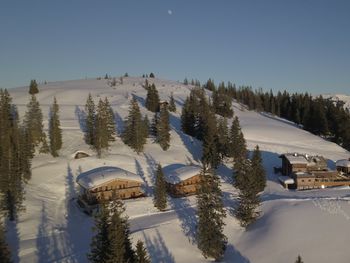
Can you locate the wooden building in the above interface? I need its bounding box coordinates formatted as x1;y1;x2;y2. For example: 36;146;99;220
279;153;350;190
336;159;350;175
165;165;202;197
76;166;145;205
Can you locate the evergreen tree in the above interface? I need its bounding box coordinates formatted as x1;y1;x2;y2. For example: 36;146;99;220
149;72;155;78
212;82;233;117
156;104;170;151
201;111;220;168
168;93;176;112
143;115;150;138
39;133;50;154
88;204;111;263
216;117;230;161
196;167;227;261
150;112;159;137
295;255;304;263
48;97;62;157
122;98;147;153
229;116;247;163
135;240;151;263
23;95;45;147
28;79;39;94
0;222;12;263
85;94;96;146
145;84;160;112
103;97;116;143
153;164;167;211
251;145;266;193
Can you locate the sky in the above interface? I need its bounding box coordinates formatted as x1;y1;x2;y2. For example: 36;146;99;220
0;0;349;94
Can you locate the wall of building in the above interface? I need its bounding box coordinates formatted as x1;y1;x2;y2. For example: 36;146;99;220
167;174;201;197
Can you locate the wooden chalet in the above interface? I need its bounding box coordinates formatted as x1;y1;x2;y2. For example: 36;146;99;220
336;158;350;175
76;166;145;205
279;153;350;190
164;165;202;197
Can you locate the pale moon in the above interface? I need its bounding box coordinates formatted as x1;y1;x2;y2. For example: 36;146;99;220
168;10;172;15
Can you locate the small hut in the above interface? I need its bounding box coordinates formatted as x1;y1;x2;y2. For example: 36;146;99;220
336;158;350;175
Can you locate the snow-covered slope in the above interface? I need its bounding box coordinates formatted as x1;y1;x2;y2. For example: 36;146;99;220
5;77;350;263
322;94;350;110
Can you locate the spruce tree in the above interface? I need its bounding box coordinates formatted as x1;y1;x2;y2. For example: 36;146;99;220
153;164;167;211
135;240;151;263
122;98;147;153
229;116;247;163
150;112;159;137
168;93;176;112
104;97;116;143
49;97;62;157
156;104;170;151
88;204;111;263
23;94;45;147
28;79;39;94
0;222;12;263
201;111;220;168
295;255;304;263
216;117;230;161
145;84;160;112
251;145;266;193
85;94;96;146
196;167;227;261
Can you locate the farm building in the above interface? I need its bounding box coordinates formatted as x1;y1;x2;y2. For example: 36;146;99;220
76;166;145;205
164;165;202;197
279;153;349;190
336;158;350;175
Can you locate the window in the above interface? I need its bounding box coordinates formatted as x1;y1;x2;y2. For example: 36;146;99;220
301;179;304;182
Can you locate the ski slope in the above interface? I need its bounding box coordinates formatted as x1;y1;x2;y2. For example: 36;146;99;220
5;77;350;263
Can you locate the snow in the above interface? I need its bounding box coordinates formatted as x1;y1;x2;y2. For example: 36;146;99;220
164;165;201;184
76;166;143;189
4;77;350;263
282;154;309;164
336;159;350;168
278;176;294;184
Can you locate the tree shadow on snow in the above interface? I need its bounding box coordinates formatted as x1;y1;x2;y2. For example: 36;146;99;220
224;244;251;263
142;229;175;263
135;158;152;196
114;110;124;136
75;106;86;133
168;196;197;244
168;113;202;162
6;219;20;263
132;94;146;108
144;153;158;186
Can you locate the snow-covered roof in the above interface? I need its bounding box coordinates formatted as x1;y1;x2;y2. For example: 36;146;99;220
76;166;143;189
165;165;201;184
278;176;294;185
336;159;350;168
284;155;308;165
71;150;90;158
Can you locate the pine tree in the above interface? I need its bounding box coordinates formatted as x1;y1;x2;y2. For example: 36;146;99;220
39;133;50;154
196;167;227;261
201;111;220;168
229;116;247;163
156;104;170;151
143;115;150;138
145;84;160;112
103;97;116;143
49;97;62;157
135;240;151;263
149;72;155;78
234;159;261;228
85;94;96;146
88;204;111;263
295;255;304;263
28;79;39;94
168;93;176;112
216;117;230;161
154;164;167;211
23;95;45;147
150;112;159;137
251;145;266;193
122;98;147;153
0;222;12;263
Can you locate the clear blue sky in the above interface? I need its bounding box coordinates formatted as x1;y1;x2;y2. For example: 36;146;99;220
1;0;349;94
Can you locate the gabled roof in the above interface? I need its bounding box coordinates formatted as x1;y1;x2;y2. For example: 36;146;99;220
336;159;350;168
165;165;201;184
76;166;143;189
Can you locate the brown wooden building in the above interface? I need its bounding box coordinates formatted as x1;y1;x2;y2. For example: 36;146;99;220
336;159;350;175
164;165;202;197
76;166;145;205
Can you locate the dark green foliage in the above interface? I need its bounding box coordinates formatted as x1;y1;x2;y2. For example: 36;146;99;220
29;79;39;94
104;74;109;79
234;159;261;228
216;117;230;161
156;104;170;151
0;222;12;263
122;98;147;153
212;82;233;118
49;97;62;157
183;78;188;85
229;116;247;163
251;145;266;193
124;73;129;77
143;115;150;138
85;94;96;146
39;133;50;154
197;167;227;261
168;93;176;112
201;111;220;168
295;255;304;263
203;78;215;91
135;240;151;263
145;84;160;112
23;95;45;147
150;112;158;137
149;72;155;78
153;164;167;211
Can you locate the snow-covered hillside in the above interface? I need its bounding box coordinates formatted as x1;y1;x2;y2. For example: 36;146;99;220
323;94;350;110
6;77;350;263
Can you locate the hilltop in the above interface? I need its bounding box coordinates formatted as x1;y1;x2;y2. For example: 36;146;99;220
5;76;350;263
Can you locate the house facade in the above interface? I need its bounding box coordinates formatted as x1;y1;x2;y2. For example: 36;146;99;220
336;159;350;175
165;165;202;197
76;166;145;205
